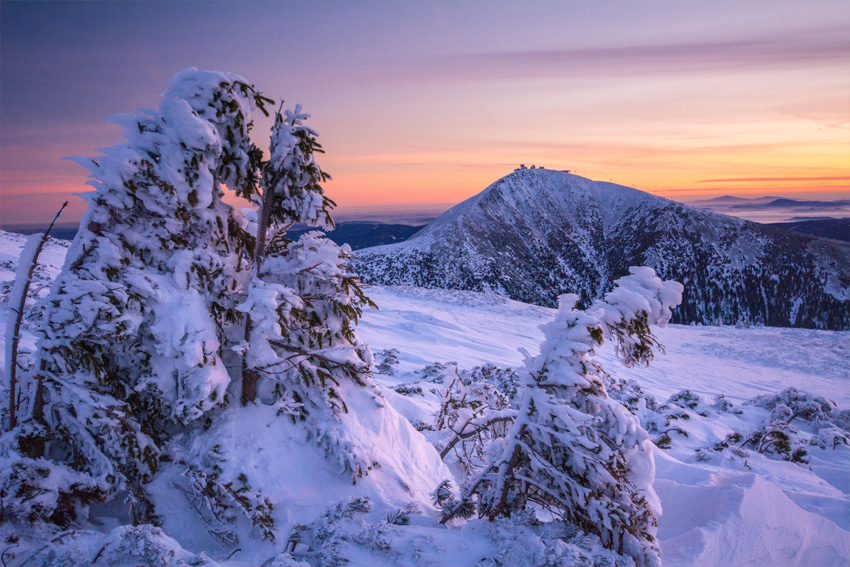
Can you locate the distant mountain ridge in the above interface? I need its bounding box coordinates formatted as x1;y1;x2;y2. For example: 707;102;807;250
354;169;850;330
287;221;425;251
732;198;850;210
766;218;849;243
686;194;850;223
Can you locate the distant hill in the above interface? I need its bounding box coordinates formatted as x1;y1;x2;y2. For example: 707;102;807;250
733;198;850;210
765;218;849;242
686;194;849;223
7;222;426;252
8;226;80;241
287;221;425;250
354;169;850;330
691;195;781;205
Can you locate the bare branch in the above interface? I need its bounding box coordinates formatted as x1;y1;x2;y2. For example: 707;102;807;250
6;201;67;430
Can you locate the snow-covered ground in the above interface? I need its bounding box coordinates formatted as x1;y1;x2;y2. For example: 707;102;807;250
357;285;850;567
1;233;848;566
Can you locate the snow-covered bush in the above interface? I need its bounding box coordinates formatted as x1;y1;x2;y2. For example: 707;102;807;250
374;348;400;375
284;497;374;566
481;516;639;567
748;388;849;458
15;524;219;567
705;387;850;464
441;268;683;567
432;369;514;473
0;448;105;526
178;444;275;543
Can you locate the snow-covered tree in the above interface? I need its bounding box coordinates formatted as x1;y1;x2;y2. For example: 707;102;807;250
441;268;683;567
2;68;380;532
239;106;377;478
8;70;271;523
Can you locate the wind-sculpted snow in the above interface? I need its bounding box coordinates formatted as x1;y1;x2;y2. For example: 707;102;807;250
355;285;849;567
354;169;850;329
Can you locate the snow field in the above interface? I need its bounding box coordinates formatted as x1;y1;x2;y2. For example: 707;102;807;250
357;284;850;567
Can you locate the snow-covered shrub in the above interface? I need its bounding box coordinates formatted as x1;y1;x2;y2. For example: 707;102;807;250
432;479;474;521
414;363;519;470
262;553;313;567
748;387;836;424
20;524;219;567
610;387;721;451
705;387;850;465
812;426;850;450
606;376;661;415
417;361;457;384
745;387;848;462
441;269;683;567
0;444;105;526
176;443;274;543
432;370;514;473
481;516;638;567
712;394;742;415
392;383;423;396
283;497;374;566
462;363;520;402
373;348;399;375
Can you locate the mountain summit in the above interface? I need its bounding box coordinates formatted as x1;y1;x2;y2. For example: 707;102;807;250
354;169;849;329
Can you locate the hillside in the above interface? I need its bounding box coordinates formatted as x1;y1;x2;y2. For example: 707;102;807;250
766;218;849;242
354;169;850;329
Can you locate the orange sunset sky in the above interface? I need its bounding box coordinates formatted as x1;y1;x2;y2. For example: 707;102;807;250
1;1;848;228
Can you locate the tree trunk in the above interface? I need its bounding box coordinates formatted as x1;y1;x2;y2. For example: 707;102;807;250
20;375;47;458
241;368;259;406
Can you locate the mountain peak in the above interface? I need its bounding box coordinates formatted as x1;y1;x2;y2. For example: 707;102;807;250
354;171;849;330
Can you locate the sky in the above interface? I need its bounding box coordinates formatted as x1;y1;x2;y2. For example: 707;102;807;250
1;0;849;228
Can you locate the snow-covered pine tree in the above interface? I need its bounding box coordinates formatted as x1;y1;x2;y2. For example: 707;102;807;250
5;69;270;523
239;106;377;478
441;267;683;567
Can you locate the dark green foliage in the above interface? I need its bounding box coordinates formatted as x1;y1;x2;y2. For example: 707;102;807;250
179;445;275;543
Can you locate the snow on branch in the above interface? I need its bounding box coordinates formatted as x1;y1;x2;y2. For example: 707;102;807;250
591;266;684;367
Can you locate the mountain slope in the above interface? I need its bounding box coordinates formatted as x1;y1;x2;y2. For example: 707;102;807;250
766;218;849;242
354;169;850;329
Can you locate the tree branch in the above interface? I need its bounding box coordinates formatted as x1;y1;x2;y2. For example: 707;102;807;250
6;201;66;430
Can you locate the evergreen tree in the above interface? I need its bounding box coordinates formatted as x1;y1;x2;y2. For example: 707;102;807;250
441;268;683;567
239;106;377;477
5;69;270;523
2;68;379;530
